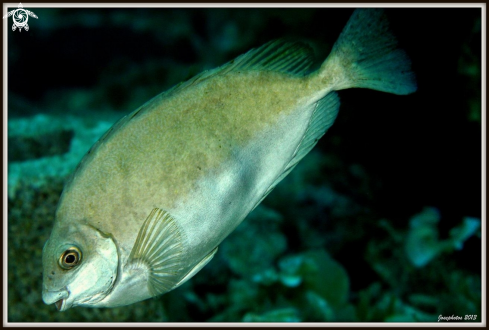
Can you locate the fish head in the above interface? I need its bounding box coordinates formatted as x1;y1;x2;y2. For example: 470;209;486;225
41;221;118;311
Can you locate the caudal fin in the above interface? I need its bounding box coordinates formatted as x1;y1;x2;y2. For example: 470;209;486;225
320;9;417;95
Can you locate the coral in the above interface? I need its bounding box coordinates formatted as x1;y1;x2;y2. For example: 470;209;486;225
405;207;481;267
8;113;117;199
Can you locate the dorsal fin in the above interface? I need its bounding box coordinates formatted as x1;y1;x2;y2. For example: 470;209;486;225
68;40;315;187
251;92;340;211
229;39;315;74
73;40;315;170
127;208;185;296
165;39;315;97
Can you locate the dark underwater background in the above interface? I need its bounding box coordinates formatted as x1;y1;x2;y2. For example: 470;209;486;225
7;7;481;322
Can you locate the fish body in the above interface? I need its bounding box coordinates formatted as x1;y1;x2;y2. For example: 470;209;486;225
42;9;416;311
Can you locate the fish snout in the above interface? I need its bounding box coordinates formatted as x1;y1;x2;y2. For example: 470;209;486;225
42;288;70;311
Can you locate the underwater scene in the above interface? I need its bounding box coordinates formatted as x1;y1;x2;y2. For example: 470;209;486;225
7;7;482;323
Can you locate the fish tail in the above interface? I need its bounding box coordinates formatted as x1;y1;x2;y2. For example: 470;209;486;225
318;8;417;95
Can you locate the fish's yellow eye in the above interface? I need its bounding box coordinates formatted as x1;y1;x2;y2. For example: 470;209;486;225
58;247;82;270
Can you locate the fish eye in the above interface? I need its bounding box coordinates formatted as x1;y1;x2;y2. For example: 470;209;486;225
58;247;82;270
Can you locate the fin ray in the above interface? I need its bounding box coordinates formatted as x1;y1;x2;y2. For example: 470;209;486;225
163;39;315;98
320;9;417;94
234;39;315;75
173;246;218;289
252;92;340;210
70;39;316;180
127;208;185;297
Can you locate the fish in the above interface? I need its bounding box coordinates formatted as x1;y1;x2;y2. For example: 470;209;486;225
41;8;416;311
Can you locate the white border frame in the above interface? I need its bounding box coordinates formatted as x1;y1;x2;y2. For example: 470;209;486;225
3;2;486;327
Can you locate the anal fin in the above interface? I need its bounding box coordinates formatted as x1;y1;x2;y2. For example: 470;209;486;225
286;91;340;170
251;92;340;211
127;208;185;297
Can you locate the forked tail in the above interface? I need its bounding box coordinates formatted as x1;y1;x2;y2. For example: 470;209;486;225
319;9;417;95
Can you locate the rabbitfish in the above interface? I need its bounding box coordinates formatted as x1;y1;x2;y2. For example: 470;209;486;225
42;8;416;311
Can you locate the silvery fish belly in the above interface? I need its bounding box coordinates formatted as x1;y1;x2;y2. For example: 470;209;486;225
41;8;416;311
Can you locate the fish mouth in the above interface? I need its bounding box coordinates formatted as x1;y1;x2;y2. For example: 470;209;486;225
55;299;65;311
53;296;74;312
42;287;70;311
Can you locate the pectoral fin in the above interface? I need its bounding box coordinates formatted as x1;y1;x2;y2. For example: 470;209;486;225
127;208;185;297
173;246;218;289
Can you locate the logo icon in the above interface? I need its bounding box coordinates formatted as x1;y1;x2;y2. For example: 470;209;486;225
3;3;38;32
